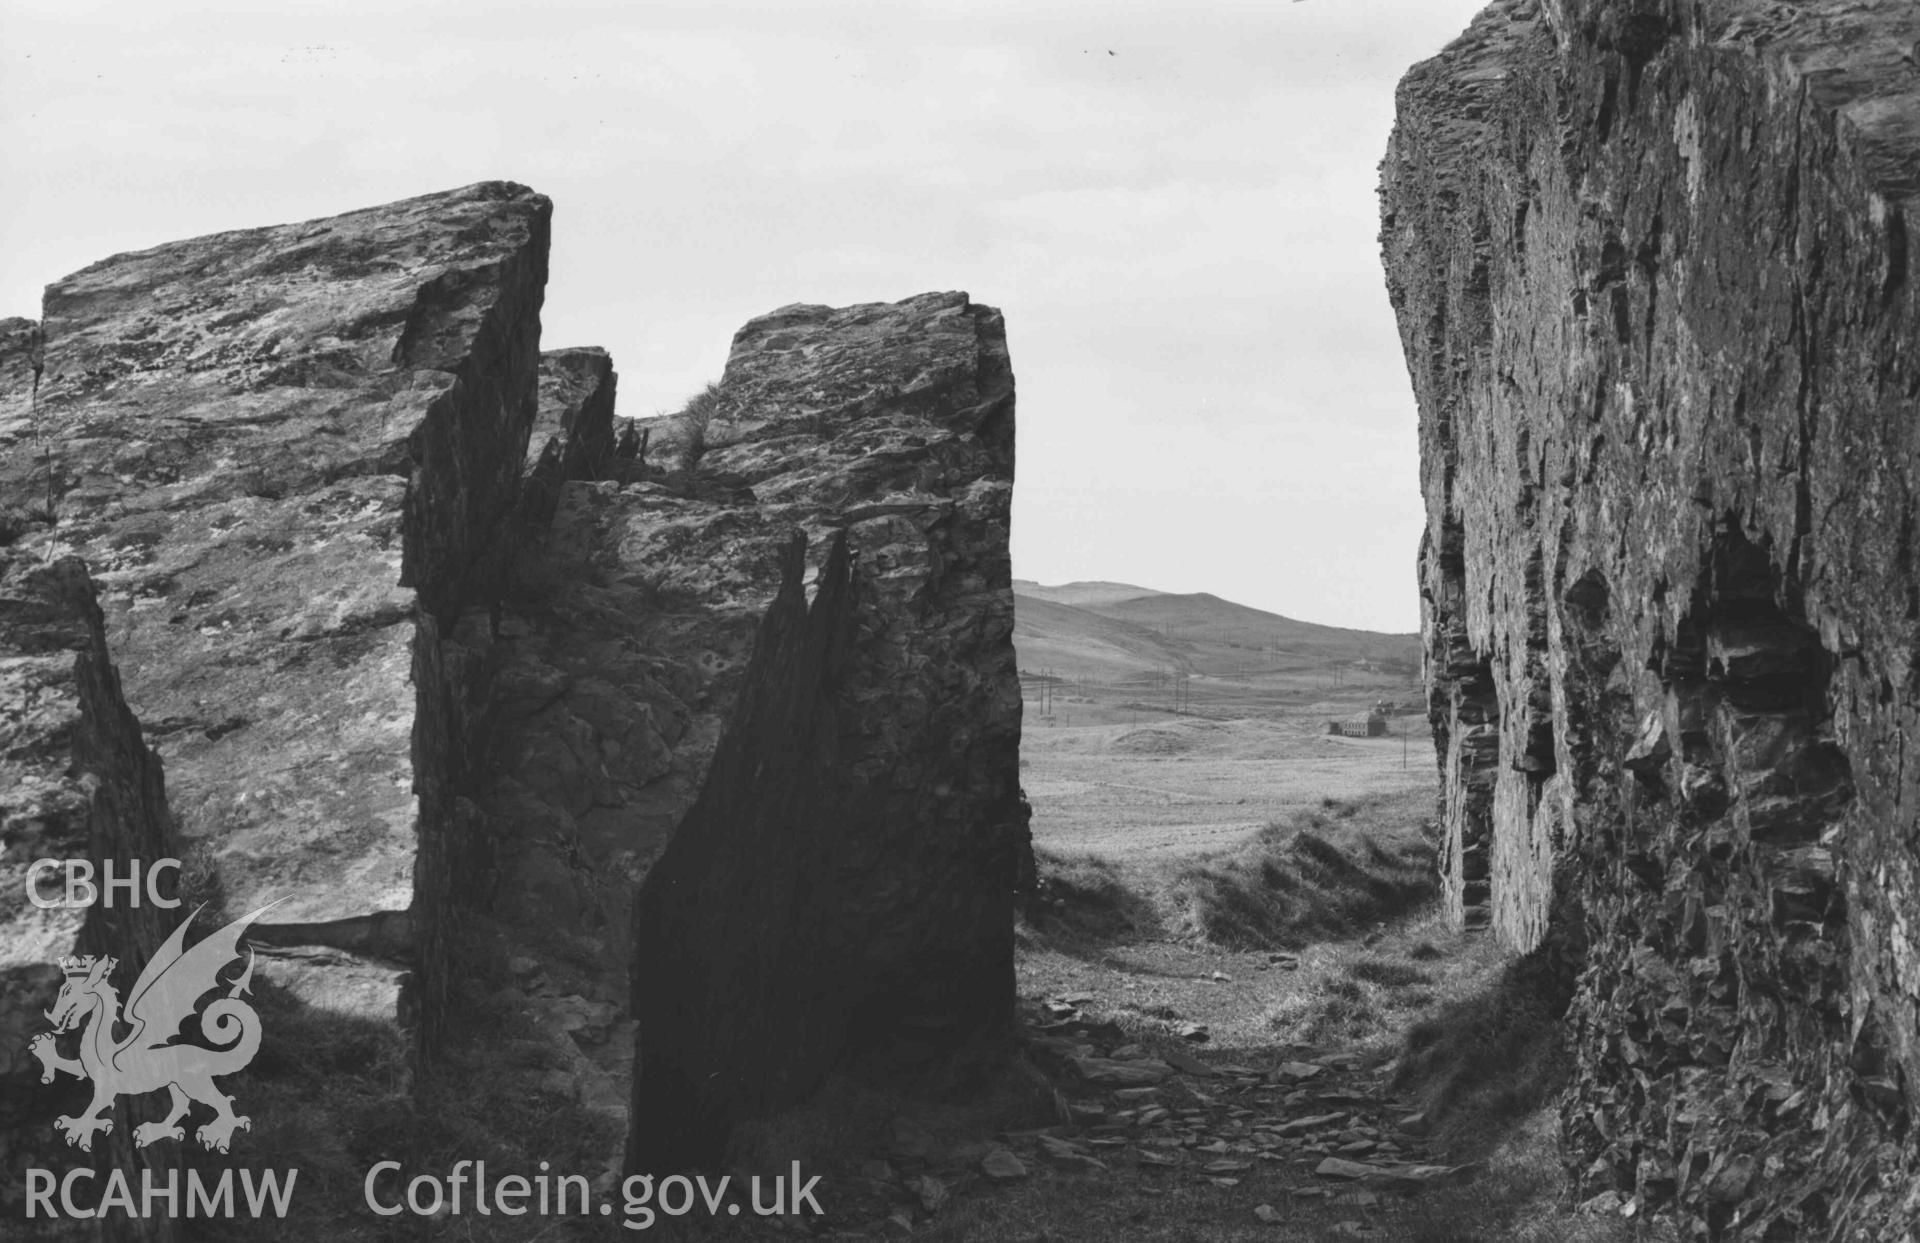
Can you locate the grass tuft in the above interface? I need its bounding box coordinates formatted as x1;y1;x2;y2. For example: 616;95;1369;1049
1166;794;1435;949
1390;931;1581;1160
1026;849;1157;942
1349;956;1434;988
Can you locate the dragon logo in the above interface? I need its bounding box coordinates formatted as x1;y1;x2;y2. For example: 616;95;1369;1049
27;902;277;1154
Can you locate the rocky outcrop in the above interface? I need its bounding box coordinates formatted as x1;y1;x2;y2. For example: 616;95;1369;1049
1384;0;1920;1236
3;183;1025;1191
1;182;551;1052
0;550;184;1233
618;296;1027;1167
484;291;1027;1166
522;346;617;532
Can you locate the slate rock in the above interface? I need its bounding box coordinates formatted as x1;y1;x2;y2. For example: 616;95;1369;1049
980;1150;1028;1181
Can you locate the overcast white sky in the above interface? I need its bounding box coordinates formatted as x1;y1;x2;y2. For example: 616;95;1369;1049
1;0;1484;633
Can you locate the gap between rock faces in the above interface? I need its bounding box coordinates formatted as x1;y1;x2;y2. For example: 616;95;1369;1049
694;792;1669;1243
390;287;1026;1209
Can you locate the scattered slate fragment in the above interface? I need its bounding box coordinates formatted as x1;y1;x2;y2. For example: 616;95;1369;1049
981;1150;1028;1181
1056;1153;1110;1175
890;1118;941;1161
1075;1056;1174;1086
1580;1191;1627;1215
909;1175;948;1213
1162;1048;1215;1077
1314;1158;1376;1181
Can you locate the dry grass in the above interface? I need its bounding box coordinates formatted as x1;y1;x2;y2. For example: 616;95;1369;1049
1025;849;1160;942
1389;930;1582;1161
672;380;737;473
1022;716;1434;861
1255;917;1498;1059
1166;793;1436;949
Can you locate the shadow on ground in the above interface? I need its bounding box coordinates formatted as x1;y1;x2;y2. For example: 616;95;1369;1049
659;794;1674;1243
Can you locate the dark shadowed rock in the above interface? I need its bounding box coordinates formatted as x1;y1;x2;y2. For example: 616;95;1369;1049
522;347;617;531
608;291;1027;1168
1383;0;1920;1235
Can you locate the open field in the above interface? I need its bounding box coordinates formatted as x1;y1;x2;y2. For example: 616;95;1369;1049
1024;715;1432;860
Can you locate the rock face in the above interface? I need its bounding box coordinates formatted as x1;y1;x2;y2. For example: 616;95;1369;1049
1383;0;1920;1236
2;184;1024;1188
0;550;185;1232
0;181;552;1052
583;292;1028;1168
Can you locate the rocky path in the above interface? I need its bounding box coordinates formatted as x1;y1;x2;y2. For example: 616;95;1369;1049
821;989;1475;1240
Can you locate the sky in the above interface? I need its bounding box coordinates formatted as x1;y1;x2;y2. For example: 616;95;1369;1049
0;0;1485;633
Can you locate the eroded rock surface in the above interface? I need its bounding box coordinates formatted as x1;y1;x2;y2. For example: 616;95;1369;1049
1384;0;1920;1236
0;550;183;1225
611;292;1028;1166
0;184;551;1054
1;181;1025;1197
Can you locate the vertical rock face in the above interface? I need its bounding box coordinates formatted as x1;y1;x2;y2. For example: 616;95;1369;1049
0;182;551;1048
620;292;1028;1167
628;531;860;1165
3;184;1024;1188
1383;0;1920;1236
522;346;617;532
0;550;183;1231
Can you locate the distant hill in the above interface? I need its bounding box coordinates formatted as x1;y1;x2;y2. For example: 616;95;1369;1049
1008;593;1189;680
1012;580;1420;682
1012;579;1168;609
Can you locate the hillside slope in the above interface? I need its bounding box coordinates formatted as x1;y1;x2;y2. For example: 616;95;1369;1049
1012;580;1419;682
1012;579;1168;609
